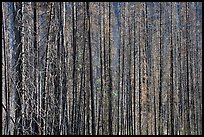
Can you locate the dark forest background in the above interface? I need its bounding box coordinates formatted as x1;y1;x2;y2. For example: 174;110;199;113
2;2;202;135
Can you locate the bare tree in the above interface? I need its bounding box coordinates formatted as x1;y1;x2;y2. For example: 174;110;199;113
2;2;202;135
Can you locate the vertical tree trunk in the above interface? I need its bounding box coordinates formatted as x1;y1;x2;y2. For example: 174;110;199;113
86;2;96;135
138;3;142;135
102;3;106;135
42;3;52;134
133;3;136;135
158;2;163;135
33;2;39;135
71;2;76;134
121;3;125;135
13;2;23;135
185;2;191;135
108;2;113;135
97;3;104;135
2;5;10;135
170;2;174;135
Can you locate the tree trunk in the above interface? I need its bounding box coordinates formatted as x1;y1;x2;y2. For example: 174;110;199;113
13;2;23;135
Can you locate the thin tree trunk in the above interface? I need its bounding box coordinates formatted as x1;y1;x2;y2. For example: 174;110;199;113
138;5;142;134
108;2;113;135
185;2;191;135
42;3;52;134
121;3;125;135
33;2;39;135
97;3;103;135
71;2;76;134
133;3;136;135
158;2;163;135
170;2;174;135
2;6;10;135
13;2;23;135
86;2;96;135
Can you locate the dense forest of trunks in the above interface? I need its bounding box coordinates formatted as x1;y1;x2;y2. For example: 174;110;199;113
2;2;202;135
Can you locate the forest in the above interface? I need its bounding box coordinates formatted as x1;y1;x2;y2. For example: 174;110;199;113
1;2;202;135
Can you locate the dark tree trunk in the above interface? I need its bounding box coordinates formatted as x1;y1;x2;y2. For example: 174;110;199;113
108;2;113;135
33;2;39;135
185;2;191;135
71;2;77;134
86;2;96;135
158;2;163;135
13;2;23;135
170;2;174;135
